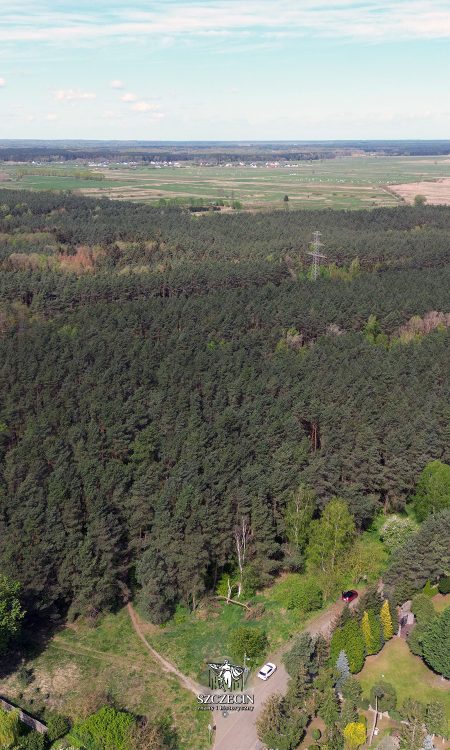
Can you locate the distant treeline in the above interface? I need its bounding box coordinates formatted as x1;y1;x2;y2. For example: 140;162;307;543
0;147;336;163
0;139;449;163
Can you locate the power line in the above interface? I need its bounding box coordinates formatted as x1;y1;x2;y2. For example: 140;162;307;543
307;230;327;280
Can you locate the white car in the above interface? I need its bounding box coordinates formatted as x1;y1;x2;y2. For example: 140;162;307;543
257;662;277;681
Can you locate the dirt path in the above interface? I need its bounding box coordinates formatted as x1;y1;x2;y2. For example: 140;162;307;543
126;596;348;750
127;603;203;696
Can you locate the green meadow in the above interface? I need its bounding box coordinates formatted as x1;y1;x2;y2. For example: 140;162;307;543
2;154;450;209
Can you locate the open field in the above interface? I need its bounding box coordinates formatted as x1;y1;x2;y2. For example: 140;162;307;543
390;177;450;205
357;637;450;715
143;594;303;684
2;155;450;209
0;609;210;750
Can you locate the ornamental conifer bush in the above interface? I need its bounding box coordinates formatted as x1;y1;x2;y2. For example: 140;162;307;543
343;721;366;749
336;649;350;691
330;619;365;674
361;610;383;655
380;599;394;640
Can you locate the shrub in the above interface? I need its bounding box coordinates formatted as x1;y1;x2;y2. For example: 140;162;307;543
283;633;315;678
312;728;322;740
407;624;426;657
370;681;397;712
330;620;365;674
173;604;189;625
423;581;437;597
438;576;450;595
343;721;366;749
127;716;179;750
286;577;323;612
380;515;416;552
216;572;235;598
18;732;47;750
46;712;71;741
242;565;263;598
411;594;436;625
380;600;394;640
0;707;20;748
70;706;135;750
17;665;34;687
422;608;450;678
361;610;383;655
230;626;268;663
273;574;323;612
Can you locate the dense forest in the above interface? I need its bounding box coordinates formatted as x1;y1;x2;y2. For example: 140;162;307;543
0;189;449;622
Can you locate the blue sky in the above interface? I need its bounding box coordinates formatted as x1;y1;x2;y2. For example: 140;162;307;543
1;0;450;140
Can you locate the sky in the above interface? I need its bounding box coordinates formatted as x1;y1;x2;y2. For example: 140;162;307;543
1;0;450;140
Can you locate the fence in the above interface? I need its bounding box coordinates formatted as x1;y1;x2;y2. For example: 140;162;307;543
0;696;48;733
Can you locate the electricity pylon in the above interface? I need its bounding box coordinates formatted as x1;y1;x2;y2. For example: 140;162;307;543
307;231;327;280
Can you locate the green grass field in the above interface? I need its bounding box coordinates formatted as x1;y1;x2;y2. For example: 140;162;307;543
357;637;450;715
2;155;450;209
0;609;210;750
144;593;305;684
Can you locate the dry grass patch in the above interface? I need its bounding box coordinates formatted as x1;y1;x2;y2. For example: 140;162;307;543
390;178;450;205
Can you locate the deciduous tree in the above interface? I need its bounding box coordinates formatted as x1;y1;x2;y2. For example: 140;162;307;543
413;460;450;521
307;499;355;596
0;575;25;653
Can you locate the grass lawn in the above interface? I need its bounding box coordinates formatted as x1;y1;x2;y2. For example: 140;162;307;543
433;593;450;613
357;637;450;716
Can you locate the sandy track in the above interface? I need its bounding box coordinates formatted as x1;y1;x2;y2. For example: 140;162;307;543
127;603;204;695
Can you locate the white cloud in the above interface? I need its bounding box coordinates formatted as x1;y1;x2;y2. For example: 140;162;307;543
121;92;137;102
110;79;124;89
54;88;96;101
0;77;5;87
45;113;58;120
131;101;160;112
2;1;450;44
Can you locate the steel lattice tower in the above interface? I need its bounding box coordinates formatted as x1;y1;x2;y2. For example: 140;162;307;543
307;231;327;280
